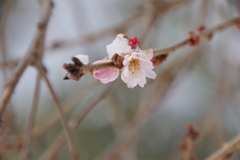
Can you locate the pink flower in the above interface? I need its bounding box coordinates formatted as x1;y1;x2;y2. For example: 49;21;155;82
94;34;156;88
93;59;119;84
121;49;156;88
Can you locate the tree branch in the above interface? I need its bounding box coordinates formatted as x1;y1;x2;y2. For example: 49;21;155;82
95;51;198;160
63;17;240;81
19;73;41;160
204;134;240;160
0;0;53;124
36;63;81;160
38;84;113;160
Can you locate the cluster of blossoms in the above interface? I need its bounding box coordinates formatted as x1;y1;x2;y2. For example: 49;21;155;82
76;33;156;88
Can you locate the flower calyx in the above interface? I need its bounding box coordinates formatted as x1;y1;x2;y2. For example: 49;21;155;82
111;53;124;69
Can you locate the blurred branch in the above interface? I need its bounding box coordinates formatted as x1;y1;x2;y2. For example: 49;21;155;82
179;124;200;160
0;0;53;124
0;60;19;69
32;80;97;138
0;80;98;152
46;12;143;51
19;73;41;160
138;0;159;42
36;62;80;160
0;0;14;82
0;0;81;159
38;84;113;160
154;17;240;56
95;50;199;160
199;72;232;147
204;134;240;160
139;0;190;43
47;0;190;51
63;17;240;81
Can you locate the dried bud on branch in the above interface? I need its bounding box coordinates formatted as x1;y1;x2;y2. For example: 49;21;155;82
187;32;200;46
179;124;200;160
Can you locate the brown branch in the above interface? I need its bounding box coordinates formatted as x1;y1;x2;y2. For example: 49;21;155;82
0;0;53;125
0;80;98;152
36;63;80;160
154;17;240;56
32;80;97;139
19;73;41;160
46;12;143;51
204;134;240;160
0;0;14;82
63;17;240;81
38;84;113;160
95;51;198;160
47;0;190;51
0;60;19;69
179;124;200;160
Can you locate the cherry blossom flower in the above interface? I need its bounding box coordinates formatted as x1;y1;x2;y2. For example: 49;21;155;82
121;49;156;88
93;59;119;84
92;33;156;88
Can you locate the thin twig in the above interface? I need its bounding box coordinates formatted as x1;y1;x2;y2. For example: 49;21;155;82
46;12;143;51
48;0;190;51
0;0;53;124
0;80;98;152
0;60;19;69
38;84;113;160
32;80;97;139
138;0;158;42
19;73;41;160
63;17;240;81
204;134;240;160
154;17;240;56
36;63;80;160
179;124;200;160
0;0;14;82
199;72;231;147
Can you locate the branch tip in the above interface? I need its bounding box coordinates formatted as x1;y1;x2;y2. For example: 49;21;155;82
71;57;83;66
63;75;70;80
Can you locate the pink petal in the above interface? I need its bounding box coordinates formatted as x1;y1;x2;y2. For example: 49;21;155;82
107;69;119;81
93;59;119;84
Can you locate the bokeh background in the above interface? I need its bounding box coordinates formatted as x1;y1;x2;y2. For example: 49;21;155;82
0;0;240;159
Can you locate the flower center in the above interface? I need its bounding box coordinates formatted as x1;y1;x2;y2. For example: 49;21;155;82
128;59;140;74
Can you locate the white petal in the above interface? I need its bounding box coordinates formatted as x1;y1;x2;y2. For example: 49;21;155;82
128;79;137;88
106;34;133;58
121;70;128;83
75;54;89;64
146;69;157;79
137;77;146;87
143;60;154;70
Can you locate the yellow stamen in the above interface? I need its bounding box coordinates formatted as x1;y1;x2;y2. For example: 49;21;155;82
131;62;135;73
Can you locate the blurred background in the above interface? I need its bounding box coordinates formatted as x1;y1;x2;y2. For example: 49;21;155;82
0;0;240;159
